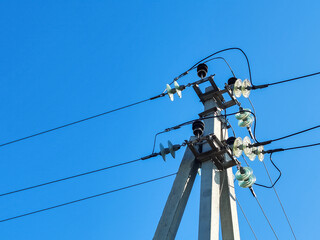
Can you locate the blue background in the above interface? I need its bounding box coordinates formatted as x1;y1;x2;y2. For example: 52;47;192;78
0;1;319;239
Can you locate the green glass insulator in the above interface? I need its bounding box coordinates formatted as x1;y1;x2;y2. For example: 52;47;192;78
235;108;251;120
232;137;243;157
248;146;257;161
166;84;174;101
238;175;256;188
235;167;253;181
241;79;251;98
243;136;252;157
257;145;264;161
174;81;182;98
233;79;242;98
238;115;254;127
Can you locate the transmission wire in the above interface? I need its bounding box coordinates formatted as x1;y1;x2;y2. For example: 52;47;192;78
187;48;253;85
282;142;320;151
266;71;320;87
234;195;258;240
202;56;236;78
262;158;297;239
0;158;142;198
272;125;320;142
254;153;281;189
0;173;177;223
0;94;165;148
254;195;279;240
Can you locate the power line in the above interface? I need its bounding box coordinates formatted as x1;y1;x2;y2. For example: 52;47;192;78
234;195;258;240
247;97;259;143
254;195;279;240
266;71;320;87
172;47;252;85
253;71;320;89
253;123;320;147
0;74;217;150
202;56;236;78
255;142;320;187
188;48;253;85
254;153;281;189
0;140;184;198
282;142;320;151
265;141;320;154
0;173;177;223
0;158;142;198
0;94;166;148
272;124;320;142
261;159;297;240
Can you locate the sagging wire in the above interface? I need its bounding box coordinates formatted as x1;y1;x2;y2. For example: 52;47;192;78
170;47;251;85
254;153;281;188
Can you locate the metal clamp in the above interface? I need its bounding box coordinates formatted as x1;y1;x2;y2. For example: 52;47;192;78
186;134;239;170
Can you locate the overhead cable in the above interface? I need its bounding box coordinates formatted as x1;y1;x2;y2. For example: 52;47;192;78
261;159;297;239
254;195;279;240
0;173;177;223
264;141;320;154
0;158;142;198
0;94;166;148
173;47;252;85
253;124;320;147
234;195;258;240
253;71;320;89
0;145;180;198
254;153;281;189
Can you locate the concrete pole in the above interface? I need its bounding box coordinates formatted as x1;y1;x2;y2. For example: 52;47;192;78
220;138;241;239
153;140;199;240
198;87;240;240
198;88;221;240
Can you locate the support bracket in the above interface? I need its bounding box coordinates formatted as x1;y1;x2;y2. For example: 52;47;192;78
186;134;239;170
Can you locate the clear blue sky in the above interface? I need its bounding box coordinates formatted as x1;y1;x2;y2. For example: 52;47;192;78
0;0;319;239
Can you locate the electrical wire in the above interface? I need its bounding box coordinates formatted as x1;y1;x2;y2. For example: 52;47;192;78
282;142;320;151
254;153;281;189
152;131;166;153
247;97;258;142
272;124;320;142
172;48;252;85
261;158;297;240
0;94;166;148
254;195;279;240
202;56;236;78
255;141;320;188
241;155;251;168
187;48;252;85
0;138;186;199
227;119;236;138
151;110;252;153
264;141;320;154
263;71;320;87
0;158;142;198
0;173;177;223
234;195;258;240
253;124;320;147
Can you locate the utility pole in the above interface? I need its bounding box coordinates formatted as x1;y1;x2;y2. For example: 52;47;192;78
153;74;241;240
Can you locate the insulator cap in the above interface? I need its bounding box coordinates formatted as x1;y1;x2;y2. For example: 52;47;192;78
197;63;208;79
226;137;236;146
192;120;205;137
228;77;237;85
